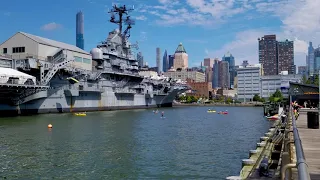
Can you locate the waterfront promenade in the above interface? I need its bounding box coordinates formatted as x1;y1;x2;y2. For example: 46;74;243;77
226;107;320;180
295;111;320;179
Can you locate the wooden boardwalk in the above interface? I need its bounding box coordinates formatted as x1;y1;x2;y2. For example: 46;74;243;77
296;112;320;179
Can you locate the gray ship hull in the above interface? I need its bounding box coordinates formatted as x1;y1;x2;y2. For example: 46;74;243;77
0;88;182;116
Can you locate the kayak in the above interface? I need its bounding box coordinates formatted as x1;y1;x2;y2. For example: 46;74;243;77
74;113;87;116
267;115;278;120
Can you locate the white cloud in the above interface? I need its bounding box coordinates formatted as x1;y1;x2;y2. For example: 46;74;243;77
141;0;263;27
204;0;320;67
135;0;319;67
293;38;308;54
186;0;245;19
139;31;147;42
40;22;62;31
158;0;179;5
134;15;147;21
205;29;268;65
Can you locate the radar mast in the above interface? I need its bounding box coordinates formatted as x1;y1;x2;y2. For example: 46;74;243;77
108;4;134;39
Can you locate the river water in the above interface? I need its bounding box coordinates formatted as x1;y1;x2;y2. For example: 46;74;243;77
0;106;271;179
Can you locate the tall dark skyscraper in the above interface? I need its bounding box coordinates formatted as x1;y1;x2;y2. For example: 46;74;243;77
307;42;314;76
278;39;294;74
258;35;294;75
76;11;84;50
258;35;278;75
222;52;235;88
218;61;230;89
168;55;174;69
212;58;220;89
162;50;169;72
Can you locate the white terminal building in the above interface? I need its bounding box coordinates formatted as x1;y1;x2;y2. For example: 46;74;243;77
236;64;262;102
0;32;92;85
236;63;302;102
0;32;92;70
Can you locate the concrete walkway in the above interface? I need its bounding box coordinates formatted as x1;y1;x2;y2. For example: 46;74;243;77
296;112;320;179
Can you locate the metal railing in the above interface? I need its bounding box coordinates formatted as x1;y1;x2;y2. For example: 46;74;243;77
281;102;311;180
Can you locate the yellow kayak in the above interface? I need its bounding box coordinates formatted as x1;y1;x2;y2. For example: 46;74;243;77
207;111;216;113
74;113;87;116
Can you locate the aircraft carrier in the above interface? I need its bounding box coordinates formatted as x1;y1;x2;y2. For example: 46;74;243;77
0;5;189;116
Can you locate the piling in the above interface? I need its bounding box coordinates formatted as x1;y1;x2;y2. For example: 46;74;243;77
225;110;284;179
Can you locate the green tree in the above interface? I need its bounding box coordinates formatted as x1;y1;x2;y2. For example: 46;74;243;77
269;89;283;102
178;95;186;101
225;97;233;104
219;96;225;102
302;75;307;84
186;96;192;103
269;95;274;102
253;94;260;101
305;75;319;86
190;96;196;103
315;75;319;86
273;89;283;98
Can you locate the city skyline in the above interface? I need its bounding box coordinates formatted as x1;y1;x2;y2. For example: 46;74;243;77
0;0;318;67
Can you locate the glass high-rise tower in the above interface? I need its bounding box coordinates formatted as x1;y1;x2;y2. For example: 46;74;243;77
222;52;235;88
162;50;169;72
76;11;84;50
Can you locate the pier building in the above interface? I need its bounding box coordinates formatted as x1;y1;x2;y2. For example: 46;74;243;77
0;32;92;71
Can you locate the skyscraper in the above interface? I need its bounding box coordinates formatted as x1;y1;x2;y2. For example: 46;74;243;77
222;52;235;88
259;35;295;75
278;39;294;74
168;55;174;70
212;58;220;89
218;61;230;89
204;58;214;68
308;42;314;76
314;47;320;74
76;11;84;50
162;50;169;72
173;43;188;70
137;52;144;68
258;35;277;75
156;47;161;74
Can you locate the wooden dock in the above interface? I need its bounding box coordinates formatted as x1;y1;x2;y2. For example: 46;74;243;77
296;112;320;179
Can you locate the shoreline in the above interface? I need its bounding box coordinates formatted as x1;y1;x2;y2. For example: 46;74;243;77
173;103;264;107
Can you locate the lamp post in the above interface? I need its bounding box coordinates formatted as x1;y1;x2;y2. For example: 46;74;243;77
318;70;320;117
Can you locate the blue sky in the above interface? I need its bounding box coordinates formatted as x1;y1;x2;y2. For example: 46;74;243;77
1;0;319;67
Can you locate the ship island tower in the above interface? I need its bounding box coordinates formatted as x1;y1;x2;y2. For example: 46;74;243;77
76;11;84;50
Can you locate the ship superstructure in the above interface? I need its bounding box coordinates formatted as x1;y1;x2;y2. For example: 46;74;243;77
0;5;189;116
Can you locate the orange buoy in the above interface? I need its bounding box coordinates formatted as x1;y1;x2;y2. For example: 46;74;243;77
48;124;53;128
